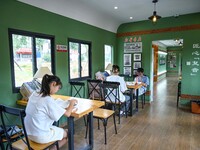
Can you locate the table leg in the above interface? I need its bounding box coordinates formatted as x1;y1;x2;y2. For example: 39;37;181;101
129;89;133;116
67;116;74;150
88;112;94;149
136;88;139;111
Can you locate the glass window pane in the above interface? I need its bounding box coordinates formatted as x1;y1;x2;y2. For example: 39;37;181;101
105;45;112;69
69;42;80;79
12;34;33;87
36;38;52;70
81;44;89;77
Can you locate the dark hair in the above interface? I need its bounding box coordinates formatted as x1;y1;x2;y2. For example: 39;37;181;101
40;74;62;97
137;68;144;73
112;65;120;74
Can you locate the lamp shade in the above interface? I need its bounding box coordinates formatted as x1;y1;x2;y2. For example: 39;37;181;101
105;63;113;70
33;67;53;78
148;11;161;22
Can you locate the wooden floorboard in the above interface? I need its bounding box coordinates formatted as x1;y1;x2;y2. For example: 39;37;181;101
60;77;200;150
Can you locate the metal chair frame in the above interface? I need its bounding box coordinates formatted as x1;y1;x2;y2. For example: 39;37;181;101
0;105;59;150
100;81;128;124
86;80;117;144
70;81;85;98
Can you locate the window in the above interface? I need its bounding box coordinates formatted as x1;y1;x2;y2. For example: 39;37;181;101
68;38;91;81
9;29;55;93
104;45;113;69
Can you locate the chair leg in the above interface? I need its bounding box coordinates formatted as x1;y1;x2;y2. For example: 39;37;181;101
113;114;117;134
0;137;5;150
97;119;100;130
118;105;121;124
177;95;179;107
102;119;108;145
125;102;127;118
141;95;143;109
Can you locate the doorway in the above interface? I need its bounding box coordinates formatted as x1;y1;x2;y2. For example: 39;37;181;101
149;39;183;101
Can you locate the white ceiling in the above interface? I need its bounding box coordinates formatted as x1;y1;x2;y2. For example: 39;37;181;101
18;0;200;33
153;39;184;47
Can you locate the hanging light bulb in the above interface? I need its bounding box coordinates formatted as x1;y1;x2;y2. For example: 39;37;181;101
148;0;161;22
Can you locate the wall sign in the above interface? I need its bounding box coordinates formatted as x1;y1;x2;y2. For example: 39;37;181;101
168;52;176;68
190;48;200;76
56;45;68;52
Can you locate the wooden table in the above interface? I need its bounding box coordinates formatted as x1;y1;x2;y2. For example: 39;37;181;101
126;83;143;116
17;94;105;150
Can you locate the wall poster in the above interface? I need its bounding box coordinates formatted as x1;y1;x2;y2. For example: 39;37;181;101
124;42;142;53
168;52;176;68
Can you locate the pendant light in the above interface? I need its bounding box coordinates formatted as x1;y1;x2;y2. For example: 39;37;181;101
148;0;161;22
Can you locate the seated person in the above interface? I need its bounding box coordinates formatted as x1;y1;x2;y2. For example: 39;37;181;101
134;68;149;96
25;74;77;149
106;65;130;114
95;71;106;81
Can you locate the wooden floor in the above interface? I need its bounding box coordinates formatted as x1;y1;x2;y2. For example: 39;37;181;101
61;77;200;150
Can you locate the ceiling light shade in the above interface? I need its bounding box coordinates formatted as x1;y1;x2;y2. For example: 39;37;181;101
149;0;161;22
148;11;161;22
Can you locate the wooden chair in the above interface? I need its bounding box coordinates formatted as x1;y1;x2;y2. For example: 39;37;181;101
100;81;128;124
134;75;148;109
85;79;117;144
177;81;181;107
0;126;24;150
0;104;59;150
69;81;87;126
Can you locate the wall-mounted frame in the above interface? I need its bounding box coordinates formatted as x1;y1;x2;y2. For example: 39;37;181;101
124;42;142;53
133;61;141;69
133;69;137;76
124;67;131;76
124;54;131;66
133;53;142;61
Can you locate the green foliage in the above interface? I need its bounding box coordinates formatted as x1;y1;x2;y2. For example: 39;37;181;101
42;54;51;62
13;34;29;51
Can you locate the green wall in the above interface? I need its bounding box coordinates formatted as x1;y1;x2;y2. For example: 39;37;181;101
0;0;116;106
117;12;200;100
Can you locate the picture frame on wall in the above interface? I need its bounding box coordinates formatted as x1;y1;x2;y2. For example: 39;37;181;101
133;69;137;76
124;42;142;53
133;61;141;69
133;53;142;61
124;54;131;66
124;67;131;76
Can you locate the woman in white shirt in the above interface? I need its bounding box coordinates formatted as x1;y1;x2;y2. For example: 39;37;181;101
25;74;77;149
106;65;130;114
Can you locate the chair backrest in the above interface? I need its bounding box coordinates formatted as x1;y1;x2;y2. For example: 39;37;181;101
69;81;85;98
0;105;31;150
99;81;120;108
87;79;102;100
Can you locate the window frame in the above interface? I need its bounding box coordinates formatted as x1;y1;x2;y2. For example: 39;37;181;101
104;44;113;69
68;38;92;81
8;28;55;93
